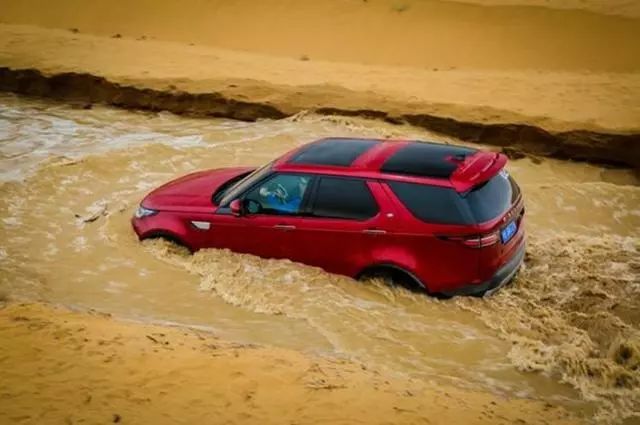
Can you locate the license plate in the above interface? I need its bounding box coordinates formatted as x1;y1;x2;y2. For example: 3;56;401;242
500;221;517;244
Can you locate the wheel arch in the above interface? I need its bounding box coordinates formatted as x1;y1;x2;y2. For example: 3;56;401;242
140;229;194;253
356;263;429;293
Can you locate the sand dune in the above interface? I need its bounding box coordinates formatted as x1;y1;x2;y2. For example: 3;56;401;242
457;0;640;17
1;0;639;72
0;0;638;165
1;24;639;167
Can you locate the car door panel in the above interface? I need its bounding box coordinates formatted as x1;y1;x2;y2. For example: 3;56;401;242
205;173;314;260
204;213;292;259
288;179;396;277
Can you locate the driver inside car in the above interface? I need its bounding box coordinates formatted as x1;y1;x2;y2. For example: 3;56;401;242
258;175;309;214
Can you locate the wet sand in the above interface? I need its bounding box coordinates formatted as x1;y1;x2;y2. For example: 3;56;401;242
0;302;581;425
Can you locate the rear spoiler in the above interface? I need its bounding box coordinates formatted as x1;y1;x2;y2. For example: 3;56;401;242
449;152;507;193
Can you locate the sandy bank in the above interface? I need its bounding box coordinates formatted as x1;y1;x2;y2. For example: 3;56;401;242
2;0;639;71
0;0;638;166
0;24;638;167
0;302;580;425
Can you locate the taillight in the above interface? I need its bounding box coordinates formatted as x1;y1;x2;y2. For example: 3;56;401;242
437;231;500;248
461;232;500;248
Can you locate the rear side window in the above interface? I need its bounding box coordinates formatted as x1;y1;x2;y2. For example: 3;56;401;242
465;171;519;223
388;181;473;225
311;177;378;220
388;171;520;225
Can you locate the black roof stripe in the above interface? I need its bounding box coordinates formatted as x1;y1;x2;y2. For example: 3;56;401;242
289;138;380;167
381;142;477;178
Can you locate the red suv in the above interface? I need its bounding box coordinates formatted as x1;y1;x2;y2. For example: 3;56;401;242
132;138;525;297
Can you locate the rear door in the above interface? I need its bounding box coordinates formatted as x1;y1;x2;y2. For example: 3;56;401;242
289;176;391;277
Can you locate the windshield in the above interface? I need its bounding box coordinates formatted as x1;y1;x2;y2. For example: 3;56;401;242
219;161;273;206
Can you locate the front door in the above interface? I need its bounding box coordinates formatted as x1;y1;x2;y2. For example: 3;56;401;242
209;173;313;260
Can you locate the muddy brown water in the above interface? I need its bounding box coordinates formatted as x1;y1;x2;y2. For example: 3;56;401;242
0;93;638;423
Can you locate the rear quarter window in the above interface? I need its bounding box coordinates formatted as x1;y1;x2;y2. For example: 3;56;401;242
388;181;473;225
388;171;520;225
311;177;378;220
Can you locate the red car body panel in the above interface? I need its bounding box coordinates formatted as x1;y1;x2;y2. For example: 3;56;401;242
143;167;254;211
133;167;254;248
132;138;526;296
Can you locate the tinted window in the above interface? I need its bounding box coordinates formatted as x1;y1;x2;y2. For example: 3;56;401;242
290;139;379;167
312;177;378;220
388;171;519;225
388;181;473;225
465;171;519;223
382;142;476;178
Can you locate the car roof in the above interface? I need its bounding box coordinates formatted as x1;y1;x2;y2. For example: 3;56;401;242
274;137;507;192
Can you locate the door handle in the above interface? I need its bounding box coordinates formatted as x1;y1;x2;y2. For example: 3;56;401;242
362;229;386;235
273;224;296;231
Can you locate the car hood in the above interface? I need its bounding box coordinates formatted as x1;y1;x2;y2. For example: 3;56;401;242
142;167;254;211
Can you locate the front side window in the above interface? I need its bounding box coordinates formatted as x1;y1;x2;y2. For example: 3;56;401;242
311;177;378;220
243;173;312;215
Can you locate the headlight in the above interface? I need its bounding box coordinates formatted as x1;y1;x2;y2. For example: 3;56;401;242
134;206;158;219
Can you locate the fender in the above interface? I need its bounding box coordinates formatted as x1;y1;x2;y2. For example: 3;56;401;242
140;229;194;252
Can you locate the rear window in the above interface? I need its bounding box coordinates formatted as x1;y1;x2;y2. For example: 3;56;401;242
311;177;378;220
465;171;519;223
388;171;519;225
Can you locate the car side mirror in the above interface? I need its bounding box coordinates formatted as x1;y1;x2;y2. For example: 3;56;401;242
229;199;243;217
